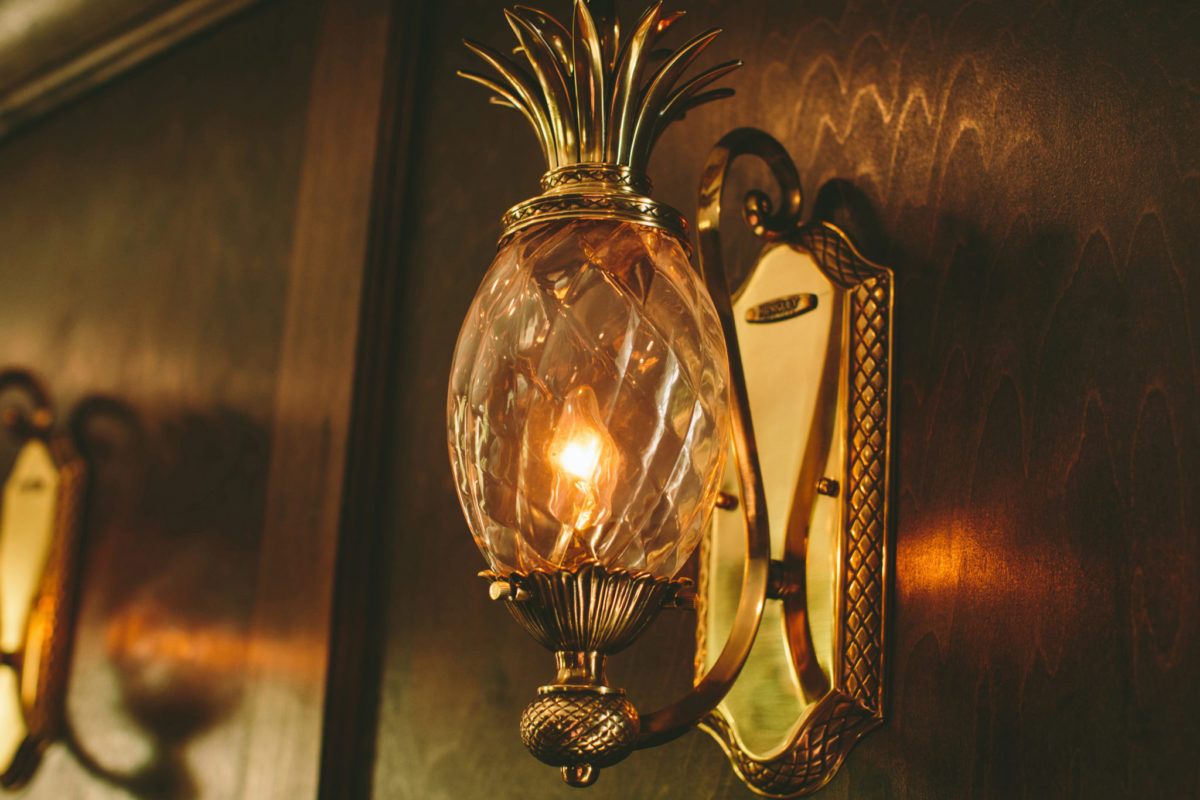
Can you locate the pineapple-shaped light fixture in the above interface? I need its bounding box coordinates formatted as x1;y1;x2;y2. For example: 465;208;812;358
447;0;741;787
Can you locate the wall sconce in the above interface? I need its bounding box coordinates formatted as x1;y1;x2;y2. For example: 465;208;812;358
447;2;892;795
0;370;87;790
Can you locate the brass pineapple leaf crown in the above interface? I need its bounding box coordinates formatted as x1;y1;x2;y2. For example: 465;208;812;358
459;0;741;175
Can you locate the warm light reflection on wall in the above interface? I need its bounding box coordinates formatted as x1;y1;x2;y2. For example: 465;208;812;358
106;610;316;678
902;510;1081;612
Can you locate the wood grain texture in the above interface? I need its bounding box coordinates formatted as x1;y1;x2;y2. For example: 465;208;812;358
315;1;428;797
0;0;379;796
236;0;396;797
0;0;272;139
369;0;1200;798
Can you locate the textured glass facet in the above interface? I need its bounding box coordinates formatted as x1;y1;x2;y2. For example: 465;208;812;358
448;218;730;577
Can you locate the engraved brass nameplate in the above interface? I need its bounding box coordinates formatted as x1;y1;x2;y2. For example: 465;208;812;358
745;293;817;324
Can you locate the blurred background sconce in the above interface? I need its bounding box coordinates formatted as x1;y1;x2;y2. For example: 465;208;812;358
0;370;87;790
446;1;893;795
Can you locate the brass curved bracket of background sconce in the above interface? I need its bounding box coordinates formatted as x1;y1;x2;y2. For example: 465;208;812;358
0;369;87;790
693;128;893;796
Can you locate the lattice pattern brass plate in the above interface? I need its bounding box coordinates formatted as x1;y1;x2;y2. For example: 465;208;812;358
699;220;892;798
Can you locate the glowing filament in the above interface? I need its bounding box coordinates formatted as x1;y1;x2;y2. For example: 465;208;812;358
548;386;618;559
557;434;603;483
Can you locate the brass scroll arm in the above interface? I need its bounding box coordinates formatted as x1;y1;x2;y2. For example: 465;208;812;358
636;128;803;748
0;370;53;442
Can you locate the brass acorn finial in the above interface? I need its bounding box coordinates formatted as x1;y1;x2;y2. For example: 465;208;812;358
459;0;741;173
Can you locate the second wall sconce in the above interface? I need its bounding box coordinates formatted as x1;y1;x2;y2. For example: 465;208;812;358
447;2;892;795
0;370;87;790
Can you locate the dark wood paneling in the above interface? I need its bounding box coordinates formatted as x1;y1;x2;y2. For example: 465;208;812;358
371;0;1200;798
235;0;398;796
315;1;428;797
0;0;270;139
0;2;317;794
0;0;397;795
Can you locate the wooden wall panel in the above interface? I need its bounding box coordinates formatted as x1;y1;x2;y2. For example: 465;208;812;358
0;4;318;795
0;0;398;795
0;0;270;138
371;1;1199;799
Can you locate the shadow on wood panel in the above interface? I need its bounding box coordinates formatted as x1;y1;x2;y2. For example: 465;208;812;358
0;394;271;799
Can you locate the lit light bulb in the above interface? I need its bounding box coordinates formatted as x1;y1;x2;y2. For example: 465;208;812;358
546;386;618;559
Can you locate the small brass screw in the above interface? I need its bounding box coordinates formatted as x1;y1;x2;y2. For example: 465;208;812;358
816;478;840;497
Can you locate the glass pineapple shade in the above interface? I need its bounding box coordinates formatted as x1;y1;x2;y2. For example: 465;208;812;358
448;218;730;578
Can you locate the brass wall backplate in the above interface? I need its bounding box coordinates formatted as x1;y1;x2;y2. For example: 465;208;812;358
0;370;87;789
695;130;892;797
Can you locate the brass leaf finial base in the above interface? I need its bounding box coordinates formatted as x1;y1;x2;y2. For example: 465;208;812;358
480;562;691;654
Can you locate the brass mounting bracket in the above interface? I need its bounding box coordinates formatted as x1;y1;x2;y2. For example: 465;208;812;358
695;129;893;797
0;369;88;790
